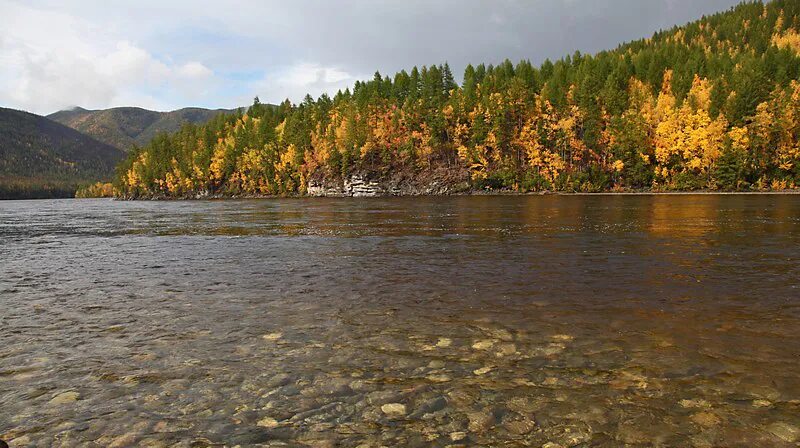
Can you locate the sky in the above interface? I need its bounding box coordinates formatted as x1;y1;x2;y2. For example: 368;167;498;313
0;0;744;115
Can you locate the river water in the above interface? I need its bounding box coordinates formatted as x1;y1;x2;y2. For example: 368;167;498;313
1;195;799;447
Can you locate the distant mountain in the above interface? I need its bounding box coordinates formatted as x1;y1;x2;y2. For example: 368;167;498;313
48;106;239;152
0;107;125;199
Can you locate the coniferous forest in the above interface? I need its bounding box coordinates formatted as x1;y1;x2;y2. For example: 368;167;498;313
116;1;800;198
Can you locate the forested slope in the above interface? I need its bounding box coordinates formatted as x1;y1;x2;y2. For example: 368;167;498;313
0;108;125;199
117;0;800;198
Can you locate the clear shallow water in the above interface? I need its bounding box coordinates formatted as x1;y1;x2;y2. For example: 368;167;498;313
1;196;799;447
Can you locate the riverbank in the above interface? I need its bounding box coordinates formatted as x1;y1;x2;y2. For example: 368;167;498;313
109;168;800;199
114;188;800;200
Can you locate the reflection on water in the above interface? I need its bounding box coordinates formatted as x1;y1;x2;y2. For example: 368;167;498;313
1;196;799;447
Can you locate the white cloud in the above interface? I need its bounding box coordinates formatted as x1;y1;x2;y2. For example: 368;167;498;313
96;42;169;84
279;63;352;87
251;62;365;104
0;1;217;114
178;61;213;79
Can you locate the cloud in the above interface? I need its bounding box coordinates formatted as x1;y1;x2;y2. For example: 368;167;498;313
0;0;218;113
178;62;213;79
249;62;363;104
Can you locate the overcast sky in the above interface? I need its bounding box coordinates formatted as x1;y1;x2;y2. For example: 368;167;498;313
1;0;743;115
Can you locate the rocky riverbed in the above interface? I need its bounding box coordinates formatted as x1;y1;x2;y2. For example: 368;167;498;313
3;313;799;447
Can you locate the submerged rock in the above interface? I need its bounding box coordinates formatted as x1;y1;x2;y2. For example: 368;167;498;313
266;373;293;388
427;360;446;369
484;328;514;342
257;417;280;428
107;432;138;448
533;343;567;357
741;384;781;401
504;417;537;435
473;366;494;376
472;340;495;350
5;436;30;447
381;403;407;417
49;391;80;405
690;412;721;427
436;338;453;348
467;411;495;433
541;443;565;448
767;422;799;443
262;332;283;341
410;396;447;419
425;374;451;383
496;343;517;357
450;431;467;441
679;398;711;409
507;396;546;415
556;425;593;446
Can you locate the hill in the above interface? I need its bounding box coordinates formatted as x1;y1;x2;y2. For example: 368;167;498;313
48;106;238;152
0;108;125;199
117;0;800;198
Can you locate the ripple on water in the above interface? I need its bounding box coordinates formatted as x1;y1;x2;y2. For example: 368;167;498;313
1;196;800;445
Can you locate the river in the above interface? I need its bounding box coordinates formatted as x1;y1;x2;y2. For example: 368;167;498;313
1;196;799;446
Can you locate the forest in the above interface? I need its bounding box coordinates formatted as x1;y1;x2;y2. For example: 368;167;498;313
115;0;800;197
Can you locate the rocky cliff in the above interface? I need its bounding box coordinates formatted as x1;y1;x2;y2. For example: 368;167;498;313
306;172;470;197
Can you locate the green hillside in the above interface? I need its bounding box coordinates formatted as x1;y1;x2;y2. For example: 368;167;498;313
0;108;125;199
48;106;238;152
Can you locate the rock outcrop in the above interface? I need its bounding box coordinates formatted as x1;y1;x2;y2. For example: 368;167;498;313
306;173;469;197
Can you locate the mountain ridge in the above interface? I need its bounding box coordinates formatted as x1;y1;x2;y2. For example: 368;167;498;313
0;107;125;199
48;106;241;152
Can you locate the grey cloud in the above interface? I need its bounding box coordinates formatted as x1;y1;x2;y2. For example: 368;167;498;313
263;0;742;77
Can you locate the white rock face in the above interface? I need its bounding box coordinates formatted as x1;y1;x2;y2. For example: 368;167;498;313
306;179;348;197
306;174;457;197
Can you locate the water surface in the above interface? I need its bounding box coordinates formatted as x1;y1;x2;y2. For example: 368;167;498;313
1;196;799;447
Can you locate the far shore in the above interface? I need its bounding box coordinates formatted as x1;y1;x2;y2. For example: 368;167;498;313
5;190;800;201
107;189;800;201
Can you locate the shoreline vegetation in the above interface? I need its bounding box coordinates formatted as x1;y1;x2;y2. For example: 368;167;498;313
75;182;115;198
104;1;800;200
